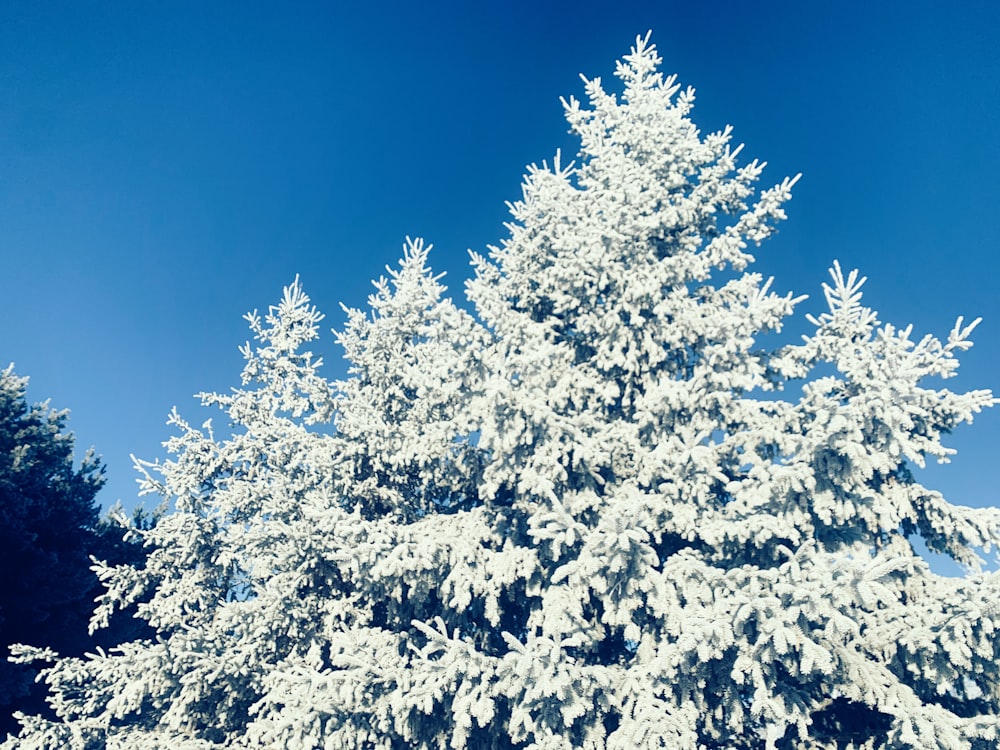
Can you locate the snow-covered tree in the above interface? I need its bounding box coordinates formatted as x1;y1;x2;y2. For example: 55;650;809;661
6;34;1000;750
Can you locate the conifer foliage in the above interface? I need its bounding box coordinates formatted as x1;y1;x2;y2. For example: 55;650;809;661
7;35;1000;749
0;366;105;735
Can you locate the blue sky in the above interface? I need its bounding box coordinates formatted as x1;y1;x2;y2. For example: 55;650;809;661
2;1;998;556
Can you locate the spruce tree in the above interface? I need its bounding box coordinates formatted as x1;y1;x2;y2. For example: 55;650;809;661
0;366;105;736
6;35;999;749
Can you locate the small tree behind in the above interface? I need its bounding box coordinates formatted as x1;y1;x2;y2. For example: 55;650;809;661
0;366;105;735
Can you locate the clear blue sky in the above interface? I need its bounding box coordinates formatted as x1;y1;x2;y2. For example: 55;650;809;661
2;2;998;552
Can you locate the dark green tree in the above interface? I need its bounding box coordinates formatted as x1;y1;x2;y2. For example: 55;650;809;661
0;365;105;736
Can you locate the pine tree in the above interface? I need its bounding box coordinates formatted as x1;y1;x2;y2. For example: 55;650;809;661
6;34;999;749
0;366;105;736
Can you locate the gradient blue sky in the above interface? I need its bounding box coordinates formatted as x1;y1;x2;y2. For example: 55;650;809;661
2;3;998;555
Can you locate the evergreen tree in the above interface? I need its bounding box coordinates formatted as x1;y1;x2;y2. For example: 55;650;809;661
6;35;999;749
0;366;105;736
